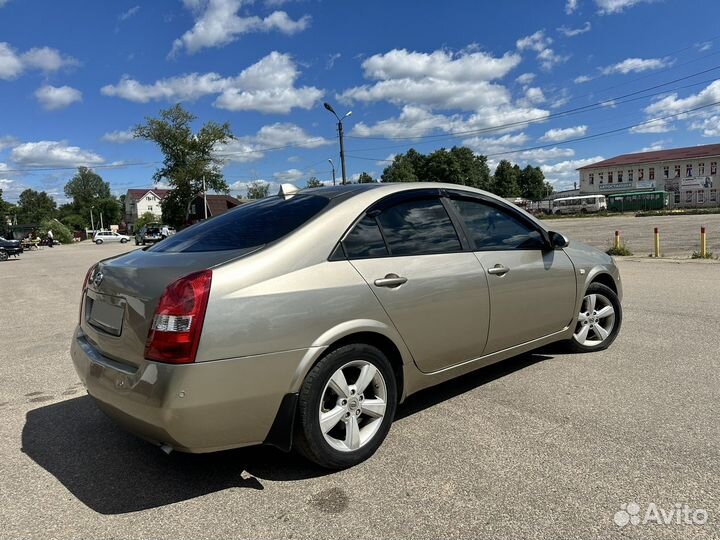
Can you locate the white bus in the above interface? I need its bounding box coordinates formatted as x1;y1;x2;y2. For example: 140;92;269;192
552;195;607;215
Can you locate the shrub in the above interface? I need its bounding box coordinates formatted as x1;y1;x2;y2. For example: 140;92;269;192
38;219;73;244
606;243;633;256
691;251;715;259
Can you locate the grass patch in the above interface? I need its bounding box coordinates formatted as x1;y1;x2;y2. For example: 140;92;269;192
543;211;611;220
636;208;720;217
606;243;633;256
691;251;715;259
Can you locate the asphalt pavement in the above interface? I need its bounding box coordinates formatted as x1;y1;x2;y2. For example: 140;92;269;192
1;240;718;539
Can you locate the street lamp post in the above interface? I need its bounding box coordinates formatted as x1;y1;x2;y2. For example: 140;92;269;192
90;206;95;232
323;102;352;185
328;159;336;186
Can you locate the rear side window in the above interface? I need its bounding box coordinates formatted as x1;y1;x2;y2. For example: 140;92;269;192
343;216;388;258
377;198;461;256
150;195;330;253
449;198;545;250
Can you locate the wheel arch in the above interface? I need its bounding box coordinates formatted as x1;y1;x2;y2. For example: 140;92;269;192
589;271;618;295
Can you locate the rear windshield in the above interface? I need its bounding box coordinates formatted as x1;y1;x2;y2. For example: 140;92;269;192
146;227;160;234
149;195;330;253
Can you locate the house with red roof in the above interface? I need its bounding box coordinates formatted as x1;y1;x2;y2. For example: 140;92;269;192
124;188;170;232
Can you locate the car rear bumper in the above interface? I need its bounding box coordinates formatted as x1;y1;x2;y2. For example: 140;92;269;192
70;328;311;452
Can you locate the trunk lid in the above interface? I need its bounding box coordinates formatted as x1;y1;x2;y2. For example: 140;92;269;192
81;247;250;367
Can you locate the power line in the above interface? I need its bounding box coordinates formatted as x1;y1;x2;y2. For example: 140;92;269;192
346;64;720;143
346;98;720;163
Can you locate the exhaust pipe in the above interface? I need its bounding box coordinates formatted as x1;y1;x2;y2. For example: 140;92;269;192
160;443;174;455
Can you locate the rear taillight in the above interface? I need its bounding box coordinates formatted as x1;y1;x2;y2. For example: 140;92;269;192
79;264;97;324
144;269;212;364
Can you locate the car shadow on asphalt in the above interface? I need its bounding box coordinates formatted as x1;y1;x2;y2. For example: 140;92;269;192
21;349;557;515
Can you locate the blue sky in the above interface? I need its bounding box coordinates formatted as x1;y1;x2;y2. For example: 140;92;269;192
2;0;720;202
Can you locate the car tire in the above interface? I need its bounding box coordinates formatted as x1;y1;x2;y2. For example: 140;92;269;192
120;238;128;244
0;251;8;262
566;282;622;353
95;239;103;245
135;239;139;246
294;343;397;469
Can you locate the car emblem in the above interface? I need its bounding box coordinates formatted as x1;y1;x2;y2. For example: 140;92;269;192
93;271;104;287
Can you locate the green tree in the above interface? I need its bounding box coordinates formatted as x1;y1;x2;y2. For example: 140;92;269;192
64;167;111;205
356;172;375;183
134;104;234;227
306;177;323;188
247;181;270;200
136;211;159;229
38;218;73;244
543;181;554;197
0;189;17;225
491;160;521;198
381;147;491;188
517;165;546;200
17;189;56;224
381;148;425;182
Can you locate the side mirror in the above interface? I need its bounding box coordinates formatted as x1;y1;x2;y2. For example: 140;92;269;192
548;231;570;248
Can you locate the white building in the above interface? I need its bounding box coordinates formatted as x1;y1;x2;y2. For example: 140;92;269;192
577;143;720;207
124;188;170;232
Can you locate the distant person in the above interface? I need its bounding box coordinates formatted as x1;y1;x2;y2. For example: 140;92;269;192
47;229;54;248
161;225;169;240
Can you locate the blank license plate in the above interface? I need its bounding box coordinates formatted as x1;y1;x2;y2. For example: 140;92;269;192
88;298;124;336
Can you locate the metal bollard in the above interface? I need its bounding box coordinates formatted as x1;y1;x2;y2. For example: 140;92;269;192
614;230;621;250
701;226;707;258
654;227;660;257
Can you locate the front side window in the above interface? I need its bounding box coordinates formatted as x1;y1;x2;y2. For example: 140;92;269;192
675;165;681;177
342;216;388;258
663;166;669;179
638;168;644;180
589;173;594;184
711;189;717;202
711;162;717;175
376;198;461;256
449;198;545;250
686;191;693;203
599;172;604;183
699;163;705;175
649;168;655;180
618;171;623;182
698;190;705;203
628;170;634;181
687;164;693;177
608;171;613;183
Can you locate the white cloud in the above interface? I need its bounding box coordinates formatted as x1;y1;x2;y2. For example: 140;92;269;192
516;30;568;70
595;0;653;14
0;135;18;151
326;52;341;70
273;168;304;182
540;156;604;189
217;122;330;163
340;48;521;112
0;42;78;80
558;22;591;36
10;141;104;167
601;57;671;75
539;125;587;142
34;85;82;110
697;41;712;53
351;105;548;139
119;5;140;21
102;51;323;114
101;130;135;144
513;147;575;162
462;132;530;154
170;0;310;56
565;0;579;13
574;74;592;84
629;118;674;133
638;140;668;152
644;79;720;117
516;72;535;85
690;115;720;137
524;87;546;104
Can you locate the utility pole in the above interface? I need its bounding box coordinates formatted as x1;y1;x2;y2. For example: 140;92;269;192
100;212;104;231
203;174;208;220
328;159;336;186
90;207;95;231
323;102;352;185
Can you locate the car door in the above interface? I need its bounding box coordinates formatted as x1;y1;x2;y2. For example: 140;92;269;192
343;191;491;373
446;193;577;355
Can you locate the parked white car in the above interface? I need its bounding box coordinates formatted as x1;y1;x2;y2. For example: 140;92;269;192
93;231;130;245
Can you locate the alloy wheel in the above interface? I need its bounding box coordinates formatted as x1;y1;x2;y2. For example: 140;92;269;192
573;293;616;347
318;360;387;452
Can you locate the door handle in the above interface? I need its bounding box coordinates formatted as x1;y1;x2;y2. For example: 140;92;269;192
487;264;510;276
374;273;408;288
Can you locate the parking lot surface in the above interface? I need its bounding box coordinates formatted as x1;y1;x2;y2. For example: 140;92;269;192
1;240;718;539
545;213;720;257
